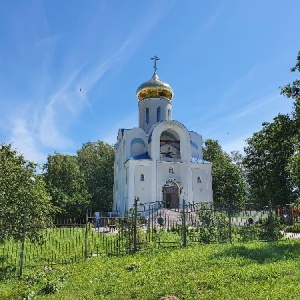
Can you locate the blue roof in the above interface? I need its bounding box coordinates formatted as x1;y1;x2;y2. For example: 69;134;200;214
131;152;151;160
191;157;210;163
191;141;198;150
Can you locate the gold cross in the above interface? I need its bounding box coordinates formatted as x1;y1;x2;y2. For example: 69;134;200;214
151;55;160;74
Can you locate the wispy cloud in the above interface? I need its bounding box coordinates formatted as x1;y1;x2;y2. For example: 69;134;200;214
230;93;283;120
199;3;227;35
99;112;138;146
220;66;258;107
44;0;176;138
3;2;175;164
9;113;46;163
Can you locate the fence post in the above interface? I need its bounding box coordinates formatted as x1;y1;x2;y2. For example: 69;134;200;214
268;199;274;242
228;199;232;244
84;210;88;260
182;199;187;247
19;215;27;278
133;197;138;253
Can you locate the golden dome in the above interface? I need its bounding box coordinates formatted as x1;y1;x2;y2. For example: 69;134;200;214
136;73;174;101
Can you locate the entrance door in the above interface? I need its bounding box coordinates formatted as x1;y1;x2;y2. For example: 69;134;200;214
163;185;179;209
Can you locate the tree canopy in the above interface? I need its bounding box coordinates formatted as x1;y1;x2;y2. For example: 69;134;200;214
43;153;91;219
281;50;300;203
203;139;247;207
0;144;53;242
77;141;115;212
243;50;300;206
43;141;115;217
243;115;296;206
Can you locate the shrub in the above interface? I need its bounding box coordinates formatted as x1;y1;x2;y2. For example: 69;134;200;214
195;203;229;243
234;225;259;242
257;216;283;241
285;223;300;233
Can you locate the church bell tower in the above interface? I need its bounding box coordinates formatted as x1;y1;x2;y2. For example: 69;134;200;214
136;56;174;133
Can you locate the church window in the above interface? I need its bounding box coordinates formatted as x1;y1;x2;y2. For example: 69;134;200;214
167;109;171;120
197;176;201;183
140;174;145;181
157;107;161;122
146;108;149;124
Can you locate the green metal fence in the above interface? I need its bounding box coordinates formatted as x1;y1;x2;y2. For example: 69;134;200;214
0;199;297;278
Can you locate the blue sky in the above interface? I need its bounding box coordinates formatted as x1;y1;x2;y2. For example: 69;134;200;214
0;0;299;165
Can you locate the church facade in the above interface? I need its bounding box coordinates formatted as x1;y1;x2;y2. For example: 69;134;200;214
113;57;213;214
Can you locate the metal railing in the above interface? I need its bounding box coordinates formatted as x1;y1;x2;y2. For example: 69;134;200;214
0;200;298;278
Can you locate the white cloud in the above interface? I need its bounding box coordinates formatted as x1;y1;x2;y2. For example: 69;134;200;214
232;93;280;120
220;66;258;107
9;115;46;163
2;1;175;164
222;134;248;154
99;112;138;146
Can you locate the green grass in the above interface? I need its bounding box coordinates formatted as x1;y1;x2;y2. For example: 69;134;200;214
1;240;300;299
0;226;131;274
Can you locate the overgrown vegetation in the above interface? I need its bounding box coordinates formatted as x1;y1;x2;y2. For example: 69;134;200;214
0;144;54;243
1;240;300;299
43;141;114;218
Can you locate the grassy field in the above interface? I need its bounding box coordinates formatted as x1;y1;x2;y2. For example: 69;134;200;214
1;239;300;300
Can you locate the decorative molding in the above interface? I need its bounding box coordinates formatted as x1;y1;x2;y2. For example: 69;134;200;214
165;178;181;187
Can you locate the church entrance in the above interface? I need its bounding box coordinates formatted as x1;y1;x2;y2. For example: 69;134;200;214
163;185;179;209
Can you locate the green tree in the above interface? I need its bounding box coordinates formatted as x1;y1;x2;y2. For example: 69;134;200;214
43;153;90;219
0;144;53;242
243;51;300;207
77;141;114;212
243;114;296;206
203;139;247;207
281;51;300;202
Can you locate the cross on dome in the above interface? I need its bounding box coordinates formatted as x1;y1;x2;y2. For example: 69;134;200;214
151;55;160;74
136;55;173;101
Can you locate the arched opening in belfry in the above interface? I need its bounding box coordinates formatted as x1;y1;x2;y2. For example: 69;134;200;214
160;129;180;159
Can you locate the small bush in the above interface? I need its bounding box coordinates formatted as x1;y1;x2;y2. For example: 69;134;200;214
234;225;259;242
285;223;300;233
195;203;229;243
258;216;283;241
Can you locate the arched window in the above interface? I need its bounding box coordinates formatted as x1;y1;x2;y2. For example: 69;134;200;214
160;129;180;159
167;109;171;120
197;176;201;183
140;174;145;181
146;108;149;124
157;107;161;122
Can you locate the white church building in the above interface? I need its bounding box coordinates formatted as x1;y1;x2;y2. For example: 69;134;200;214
113;56;213;214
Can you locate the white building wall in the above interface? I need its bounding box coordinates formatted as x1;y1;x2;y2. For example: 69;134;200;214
138;98;172;133
149;121;192;162
191;164;213;202
134;165;151;203
189;131;203;159
156;161;192;205
123;128;147;159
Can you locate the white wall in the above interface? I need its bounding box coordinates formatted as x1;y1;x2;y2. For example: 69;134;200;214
189;131;203;159
134;165;151;203
138;98;172;133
